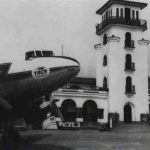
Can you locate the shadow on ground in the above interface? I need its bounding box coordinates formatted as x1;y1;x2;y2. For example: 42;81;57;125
0;134;72;150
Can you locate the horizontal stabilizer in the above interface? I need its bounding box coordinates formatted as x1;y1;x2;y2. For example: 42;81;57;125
0;63;12;77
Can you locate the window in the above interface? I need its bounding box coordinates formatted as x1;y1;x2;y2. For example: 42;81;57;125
103;55;107;66
42;51;54;57
116;8;119;17
111;9;112;17
126;54;132;69
109;10;111;18
126;76;132;93
98;109;104;119
121;8;123;18
103;34;107;45
136;11;139;20
125;32;131;47
106;11;108;20
132;10;135;19
35;51;42;57
25;51;35;60
103;77;107;89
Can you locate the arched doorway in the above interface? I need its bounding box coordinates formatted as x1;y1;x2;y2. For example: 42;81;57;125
124;103;132;123
83;100;97;122
61;99;76;122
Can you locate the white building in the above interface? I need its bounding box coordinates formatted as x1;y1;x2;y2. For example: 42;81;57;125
51;0;150;129
95;0;150;123
52;78;109;129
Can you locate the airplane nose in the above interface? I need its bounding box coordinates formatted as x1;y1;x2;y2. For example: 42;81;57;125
59;56;80;76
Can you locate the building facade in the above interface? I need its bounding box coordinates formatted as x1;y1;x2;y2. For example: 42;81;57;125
52;78;108;129
49;0;150;130
95;0;150;123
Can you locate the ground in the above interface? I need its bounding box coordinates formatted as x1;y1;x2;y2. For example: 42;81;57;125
1;126;150;150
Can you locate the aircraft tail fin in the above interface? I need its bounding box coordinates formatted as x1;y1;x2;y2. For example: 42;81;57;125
0;63;12;77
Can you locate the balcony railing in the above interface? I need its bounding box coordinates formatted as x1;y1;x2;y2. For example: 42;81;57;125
125;85;136;95
125;63;135;72
124;40;135;49
96;16;147;35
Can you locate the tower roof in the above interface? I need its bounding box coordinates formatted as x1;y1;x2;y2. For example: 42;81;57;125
96;0;147;15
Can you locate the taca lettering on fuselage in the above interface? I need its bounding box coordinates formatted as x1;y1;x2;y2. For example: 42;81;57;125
32;67;50;79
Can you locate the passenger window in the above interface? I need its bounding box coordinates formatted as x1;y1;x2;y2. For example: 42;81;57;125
25;51;35;60
35;51;43;57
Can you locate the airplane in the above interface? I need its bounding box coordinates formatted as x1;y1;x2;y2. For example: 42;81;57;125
0;50;80;148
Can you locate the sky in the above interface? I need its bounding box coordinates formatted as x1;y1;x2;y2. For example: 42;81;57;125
0;0;149;78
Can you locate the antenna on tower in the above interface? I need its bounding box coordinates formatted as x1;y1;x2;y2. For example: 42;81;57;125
62;45;64;56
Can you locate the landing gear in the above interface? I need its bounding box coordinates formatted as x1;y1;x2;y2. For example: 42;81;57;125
1;122;21;150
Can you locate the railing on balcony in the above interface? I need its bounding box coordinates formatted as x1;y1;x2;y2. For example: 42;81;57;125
125;63;135;72
125;85;136;95
96;16;147;35
124;40;135;49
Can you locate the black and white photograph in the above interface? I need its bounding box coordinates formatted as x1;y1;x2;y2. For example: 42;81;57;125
0;0;150;149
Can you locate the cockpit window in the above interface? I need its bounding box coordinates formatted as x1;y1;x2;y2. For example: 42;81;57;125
25;50;55;60
42;51;55;57
25;51;35;60
35;51;43;57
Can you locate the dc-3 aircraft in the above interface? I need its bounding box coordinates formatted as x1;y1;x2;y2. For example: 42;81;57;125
0;50;80;148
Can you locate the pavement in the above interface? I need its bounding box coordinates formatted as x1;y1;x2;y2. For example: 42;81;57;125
1;124;150;150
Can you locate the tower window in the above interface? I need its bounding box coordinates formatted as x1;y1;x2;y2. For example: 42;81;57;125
116;8;119;17
126;76;132;93
136;11;139;20
103;34;107;45
103;55;107;66
111;9;112;17
109;10;111;18
121;8;123;18
125;76;135;94
103;77;107;89
126;54;132;69
125;32;131;47
106;11;108;20
132;10;135;20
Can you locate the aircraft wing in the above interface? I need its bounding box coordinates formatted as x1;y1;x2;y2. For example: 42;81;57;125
0;97;12;110
0;63;12;77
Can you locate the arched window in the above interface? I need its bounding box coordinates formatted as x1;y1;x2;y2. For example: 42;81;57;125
126;76;132;93
126;54;132;69
83;100;98;122
116;8;119;17
136;11;139;20
125;32;131;47
103;77;107;89
121;8;123;18
103;55;107;66
61;99;77;121
103;34;107;45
